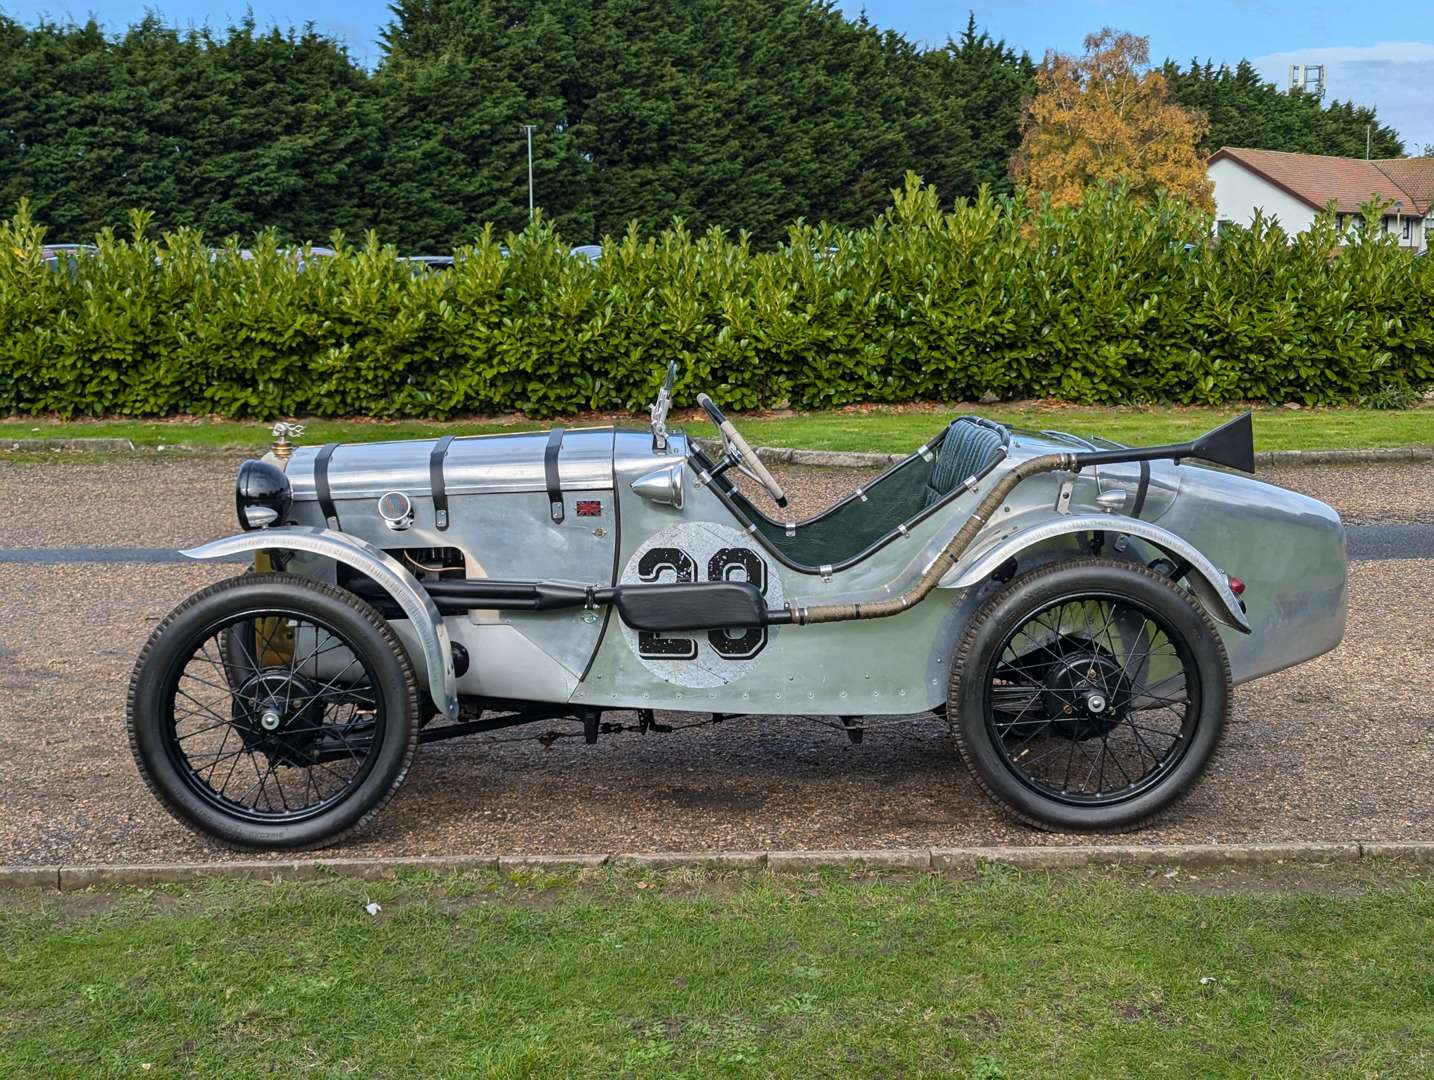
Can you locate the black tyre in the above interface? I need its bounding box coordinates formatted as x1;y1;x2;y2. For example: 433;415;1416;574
128;573;419;850
948;557;1230;832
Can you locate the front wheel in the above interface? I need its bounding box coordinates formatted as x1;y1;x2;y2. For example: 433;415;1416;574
128;573;419;850
948;558;1230;832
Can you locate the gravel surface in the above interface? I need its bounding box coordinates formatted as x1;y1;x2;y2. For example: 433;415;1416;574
0;454;241;549
0;451;1430;866
1257;461;1434;524
1;557;1429;865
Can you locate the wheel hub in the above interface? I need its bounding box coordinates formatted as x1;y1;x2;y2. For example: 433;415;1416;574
1041;651;1129;740
233;670;322;762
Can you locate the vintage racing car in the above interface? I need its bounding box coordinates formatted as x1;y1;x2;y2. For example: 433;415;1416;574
128;364;1347;849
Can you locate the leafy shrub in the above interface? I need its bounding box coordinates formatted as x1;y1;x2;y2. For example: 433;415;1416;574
2;178;1430;420
1359;384;1425;410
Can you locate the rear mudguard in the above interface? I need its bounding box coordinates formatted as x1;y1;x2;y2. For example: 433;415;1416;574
939;513;1251;633
181;526;459;719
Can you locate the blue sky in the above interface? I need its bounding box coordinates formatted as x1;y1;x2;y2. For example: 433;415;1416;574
851;1;1432;152
2;0;1429;151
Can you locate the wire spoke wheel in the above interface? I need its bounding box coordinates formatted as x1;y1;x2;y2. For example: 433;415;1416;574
168;610;384;823
986;594;1197;806
129;573;419;850
949;558;1229;832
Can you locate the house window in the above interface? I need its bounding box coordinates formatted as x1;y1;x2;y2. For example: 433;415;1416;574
1403;217;1414;242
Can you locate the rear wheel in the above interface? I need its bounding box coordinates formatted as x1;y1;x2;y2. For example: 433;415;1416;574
128;573;419;850
948;558;1230;832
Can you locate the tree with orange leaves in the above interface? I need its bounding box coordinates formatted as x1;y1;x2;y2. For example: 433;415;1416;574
1012;28;1214;212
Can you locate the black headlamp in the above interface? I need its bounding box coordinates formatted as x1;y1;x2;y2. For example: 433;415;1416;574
235;459;292;530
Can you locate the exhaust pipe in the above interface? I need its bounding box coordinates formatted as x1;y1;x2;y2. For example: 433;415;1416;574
787;414;1253;626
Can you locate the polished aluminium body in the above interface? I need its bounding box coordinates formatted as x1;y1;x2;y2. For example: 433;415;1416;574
153;371;1350;846
185;411;1347;720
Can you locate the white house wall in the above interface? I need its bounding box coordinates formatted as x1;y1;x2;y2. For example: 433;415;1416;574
1380;213;1427;252
1209;158;1318;235
1209;158;1427;252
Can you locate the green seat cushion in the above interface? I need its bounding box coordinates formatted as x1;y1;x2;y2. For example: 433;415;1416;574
924;419;1005;507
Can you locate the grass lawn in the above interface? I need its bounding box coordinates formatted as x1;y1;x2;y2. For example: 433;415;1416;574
2;863;1431;1077
3;402;1434;455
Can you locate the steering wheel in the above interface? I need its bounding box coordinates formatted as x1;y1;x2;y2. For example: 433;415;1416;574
696;393;788;509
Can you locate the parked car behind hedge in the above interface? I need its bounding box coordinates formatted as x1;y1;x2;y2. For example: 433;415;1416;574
40;242;97;272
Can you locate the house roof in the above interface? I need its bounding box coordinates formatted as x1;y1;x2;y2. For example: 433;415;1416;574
1208;147;1431;217
1372;156;1434;216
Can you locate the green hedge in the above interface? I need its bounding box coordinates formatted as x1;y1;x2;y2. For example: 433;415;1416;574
3;178;1431;419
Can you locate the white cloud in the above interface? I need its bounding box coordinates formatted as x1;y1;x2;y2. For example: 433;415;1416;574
1252;42;1434;154
1256;42;1434;64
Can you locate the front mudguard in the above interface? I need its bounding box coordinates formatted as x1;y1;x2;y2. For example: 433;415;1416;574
181;526;459;719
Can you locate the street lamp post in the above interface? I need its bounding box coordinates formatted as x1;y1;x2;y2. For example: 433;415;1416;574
521;124;537;221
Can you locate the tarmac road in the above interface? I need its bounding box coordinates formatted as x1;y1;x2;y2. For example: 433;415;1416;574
1344;523;1434;561
1;452;1431;866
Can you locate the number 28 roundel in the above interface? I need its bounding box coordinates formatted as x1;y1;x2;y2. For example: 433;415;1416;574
618;522;785;688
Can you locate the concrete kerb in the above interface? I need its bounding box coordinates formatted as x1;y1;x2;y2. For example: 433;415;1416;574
52;855;505;890
767;849;931;871
612;850;766;870
930;842;1363;871
1251;446;1434;466
497;853;610;873
1354;842;1434;861
4;841;1431;891
0;866;62;889
5;437;137;453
